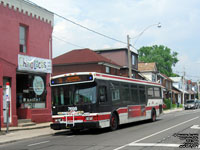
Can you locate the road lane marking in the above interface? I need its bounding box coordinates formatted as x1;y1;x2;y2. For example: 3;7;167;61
27;141;50;147
67;136;74;138
114;116;199;150
191;125;200;129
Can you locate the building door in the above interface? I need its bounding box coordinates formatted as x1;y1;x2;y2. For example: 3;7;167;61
3;77;11;123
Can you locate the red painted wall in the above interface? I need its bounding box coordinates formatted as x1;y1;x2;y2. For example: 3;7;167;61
0;63;3;127
0;3;53;127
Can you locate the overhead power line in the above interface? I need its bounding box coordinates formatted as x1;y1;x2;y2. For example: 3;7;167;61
26;0;137;50
53;35;84;49
54;13;128;45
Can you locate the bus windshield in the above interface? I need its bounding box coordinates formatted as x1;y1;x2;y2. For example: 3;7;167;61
52;82;97;106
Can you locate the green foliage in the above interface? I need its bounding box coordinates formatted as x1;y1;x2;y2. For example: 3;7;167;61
138;45;179;77
164;99;171;110
178;104;183;108
172;104;177;109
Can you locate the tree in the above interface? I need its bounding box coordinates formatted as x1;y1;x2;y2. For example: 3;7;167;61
138;45;178;77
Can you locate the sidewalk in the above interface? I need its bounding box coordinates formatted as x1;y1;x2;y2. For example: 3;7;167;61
163;107;184;114
0;122;60;145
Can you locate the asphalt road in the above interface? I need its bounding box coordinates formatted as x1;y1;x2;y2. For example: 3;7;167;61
1;109;200;150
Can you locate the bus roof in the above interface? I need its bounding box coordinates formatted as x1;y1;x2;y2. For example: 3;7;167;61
51;72;162;87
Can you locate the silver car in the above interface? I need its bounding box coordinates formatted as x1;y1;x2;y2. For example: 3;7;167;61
184;100;198;110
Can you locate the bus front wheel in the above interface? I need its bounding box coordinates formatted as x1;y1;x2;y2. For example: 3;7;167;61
110;113;118;131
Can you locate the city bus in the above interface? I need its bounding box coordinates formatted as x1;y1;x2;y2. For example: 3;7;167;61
50;72;164;132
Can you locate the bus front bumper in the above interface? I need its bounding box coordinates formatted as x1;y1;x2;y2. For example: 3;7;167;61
50;121;100;130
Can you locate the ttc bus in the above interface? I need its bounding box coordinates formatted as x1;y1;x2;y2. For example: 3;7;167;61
50;72;164;131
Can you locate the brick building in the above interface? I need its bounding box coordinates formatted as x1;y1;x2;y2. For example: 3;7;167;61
0;0;53;127
53;49;121;76
95;48;141;79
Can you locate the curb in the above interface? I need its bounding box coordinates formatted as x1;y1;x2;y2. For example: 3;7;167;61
0;125;50;132
0;131;54;145
163;108;184;114
0;126;69;145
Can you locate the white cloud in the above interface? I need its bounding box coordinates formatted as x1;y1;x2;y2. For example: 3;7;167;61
30;0;200;80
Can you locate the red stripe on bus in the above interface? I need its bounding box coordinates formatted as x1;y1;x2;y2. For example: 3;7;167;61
97;114;110;120
117;108;128;114
146;106;159;111
55;105;161;123
95;73;161;86
60;114;111;122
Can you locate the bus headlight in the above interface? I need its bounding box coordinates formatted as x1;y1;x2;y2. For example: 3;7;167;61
86;117;93;121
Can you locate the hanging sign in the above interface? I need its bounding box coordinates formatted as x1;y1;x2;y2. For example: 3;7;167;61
18;54;52;73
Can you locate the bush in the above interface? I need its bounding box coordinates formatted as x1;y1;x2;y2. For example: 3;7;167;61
179;104;183;108
163;99;178;109
172;104;177;109
163;99;171;110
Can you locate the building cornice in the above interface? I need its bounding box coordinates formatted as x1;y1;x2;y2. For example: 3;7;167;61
0;0;54;26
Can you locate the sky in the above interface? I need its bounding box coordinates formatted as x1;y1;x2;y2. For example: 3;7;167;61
30;0;200;81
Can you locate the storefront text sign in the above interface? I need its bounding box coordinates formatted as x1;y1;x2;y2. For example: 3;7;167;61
18;54;52;73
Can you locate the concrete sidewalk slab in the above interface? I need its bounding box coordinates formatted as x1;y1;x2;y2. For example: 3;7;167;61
163;108;184;114
0;127;57;145
0;122;63;145
1;122;51;132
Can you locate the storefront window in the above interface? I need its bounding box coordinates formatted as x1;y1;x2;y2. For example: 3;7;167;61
17;73;46;109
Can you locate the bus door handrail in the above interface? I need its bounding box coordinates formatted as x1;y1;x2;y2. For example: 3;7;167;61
72;112;75;127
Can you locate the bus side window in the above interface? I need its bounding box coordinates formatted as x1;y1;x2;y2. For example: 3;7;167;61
148;87;154;98
99;86;107;103
139;85;146;104
154;87;161;98
110;82;120;104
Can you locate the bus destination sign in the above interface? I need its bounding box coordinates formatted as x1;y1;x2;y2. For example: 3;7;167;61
51;75;93;85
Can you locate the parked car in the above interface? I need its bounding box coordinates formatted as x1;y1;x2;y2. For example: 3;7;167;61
196;99;200;109
184;100;198;110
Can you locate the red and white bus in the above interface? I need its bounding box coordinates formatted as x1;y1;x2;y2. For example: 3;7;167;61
50;72;164;131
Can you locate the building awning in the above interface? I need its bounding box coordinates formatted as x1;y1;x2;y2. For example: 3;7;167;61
172;89;180;94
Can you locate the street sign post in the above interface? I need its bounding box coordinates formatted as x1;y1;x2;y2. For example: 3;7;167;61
5;82;10;133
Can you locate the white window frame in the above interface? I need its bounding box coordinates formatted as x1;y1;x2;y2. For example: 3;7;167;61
19;25;27;53
132;55;135;65
106;66;110;74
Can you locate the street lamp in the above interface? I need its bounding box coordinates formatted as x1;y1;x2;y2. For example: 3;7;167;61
127;22;161;78
132;22;161;46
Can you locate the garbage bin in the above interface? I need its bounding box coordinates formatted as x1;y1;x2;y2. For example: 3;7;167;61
177;102;179;108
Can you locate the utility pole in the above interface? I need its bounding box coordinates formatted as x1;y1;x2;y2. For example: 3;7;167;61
127;35;132;78
182;70;185;107
197;80;200;99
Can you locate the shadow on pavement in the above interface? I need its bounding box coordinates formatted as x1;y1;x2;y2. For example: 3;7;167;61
53;119;162;136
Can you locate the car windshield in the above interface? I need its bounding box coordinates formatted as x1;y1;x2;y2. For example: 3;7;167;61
52;82;97;106
186;100;195;104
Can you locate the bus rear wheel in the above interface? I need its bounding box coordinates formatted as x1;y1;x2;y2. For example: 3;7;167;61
110;113;118;131
151;110;156;122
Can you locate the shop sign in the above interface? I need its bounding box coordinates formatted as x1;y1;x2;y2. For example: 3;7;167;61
33;76;44;95
18;54;52;73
